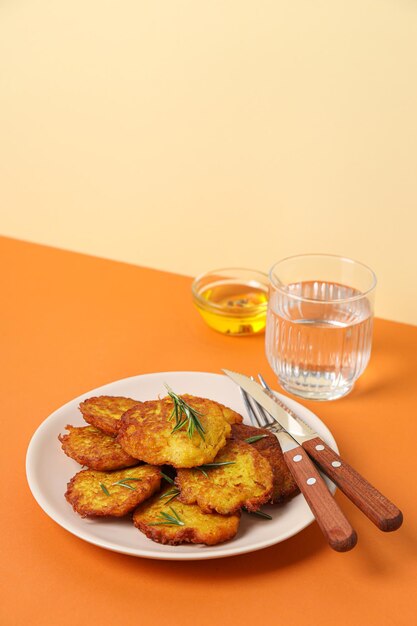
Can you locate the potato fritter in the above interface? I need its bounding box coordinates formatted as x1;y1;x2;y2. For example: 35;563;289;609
116;395;231;468
220;404;243;425
65;465;161;517
176;439;273;514
179;395;243;425
79;395;141;435
231;423;299;504
58;425;139;471
133;486;240;546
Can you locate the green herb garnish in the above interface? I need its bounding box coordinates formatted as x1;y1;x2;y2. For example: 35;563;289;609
159;488;181;504
244;508;272;520
160;472;175;485
245;434;268;444
148;507;185;527
195;461;235;478
99;483;110;496
165;385;205;440
111;477;142;491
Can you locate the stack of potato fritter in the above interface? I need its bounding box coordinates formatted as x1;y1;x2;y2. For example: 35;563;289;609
59;392;298;546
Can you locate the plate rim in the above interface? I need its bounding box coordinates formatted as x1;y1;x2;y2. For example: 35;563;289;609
26;370;338;560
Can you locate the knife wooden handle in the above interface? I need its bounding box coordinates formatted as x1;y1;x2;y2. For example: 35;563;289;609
303;437;403;532
283;445;357;552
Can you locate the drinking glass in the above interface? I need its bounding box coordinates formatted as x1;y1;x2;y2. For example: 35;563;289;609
265;254;377;400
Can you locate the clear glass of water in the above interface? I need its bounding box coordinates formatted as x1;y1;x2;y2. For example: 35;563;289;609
265;254;377;401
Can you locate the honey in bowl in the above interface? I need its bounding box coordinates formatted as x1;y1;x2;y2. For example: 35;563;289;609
192;269;269;336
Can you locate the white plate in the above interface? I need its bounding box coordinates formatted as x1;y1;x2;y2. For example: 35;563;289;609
26;371;338;560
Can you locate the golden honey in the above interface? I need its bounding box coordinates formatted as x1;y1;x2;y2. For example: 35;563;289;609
192;270;269;336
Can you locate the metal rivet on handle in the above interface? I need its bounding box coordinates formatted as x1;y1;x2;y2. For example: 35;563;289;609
315;444;325;451
306;477;316;485
332;461;342;468
293;454;303;462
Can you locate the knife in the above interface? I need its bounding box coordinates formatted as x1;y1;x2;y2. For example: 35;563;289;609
224;369;403;533
225;372;357;551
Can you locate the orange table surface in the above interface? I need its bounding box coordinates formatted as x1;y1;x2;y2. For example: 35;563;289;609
1;236;416;626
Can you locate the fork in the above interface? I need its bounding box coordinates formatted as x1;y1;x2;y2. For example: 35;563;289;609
240;379;358;552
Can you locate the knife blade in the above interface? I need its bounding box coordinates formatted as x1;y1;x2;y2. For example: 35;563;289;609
224;369;403;533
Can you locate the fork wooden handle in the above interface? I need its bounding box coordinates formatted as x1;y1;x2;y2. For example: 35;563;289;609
283;445;357;552
303;437;403;532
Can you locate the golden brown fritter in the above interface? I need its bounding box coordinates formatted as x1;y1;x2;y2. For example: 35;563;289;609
79;395;141;435
133;486;240;546
180;395;243;425
231;423;299;504
58;425;139;471
116;395;231;468
65;465;161;517
220;404;243;425
176;439;273;514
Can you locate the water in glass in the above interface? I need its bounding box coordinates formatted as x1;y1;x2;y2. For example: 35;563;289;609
266;280;373;400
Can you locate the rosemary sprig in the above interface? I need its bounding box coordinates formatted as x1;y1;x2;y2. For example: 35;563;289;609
99;483;110;496
160;472;175;485
148;507;185;526
244;508;273;520
245;434;268;444
159;488;181;504
195;461;235;478
165;385;205;440
111;477;142;491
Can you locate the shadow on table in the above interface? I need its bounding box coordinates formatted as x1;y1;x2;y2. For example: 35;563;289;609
346;328;414;401
100;523;325;578
92;512;417;580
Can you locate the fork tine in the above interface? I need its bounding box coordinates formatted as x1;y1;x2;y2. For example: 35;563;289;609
257;375;285;426
240;383;275;429
258;373;272;392
249;376;275;426
239;387;258;427
251;394;274;427
241;389;264;428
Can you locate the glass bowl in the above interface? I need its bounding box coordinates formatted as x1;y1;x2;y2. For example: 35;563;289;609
192;268;269;336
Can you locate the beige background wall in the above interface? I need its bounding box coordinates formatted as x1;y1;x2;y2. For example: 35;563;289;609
1;1;416;324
